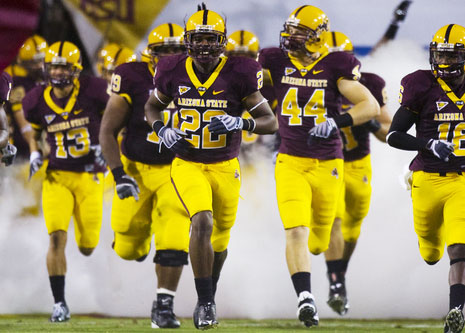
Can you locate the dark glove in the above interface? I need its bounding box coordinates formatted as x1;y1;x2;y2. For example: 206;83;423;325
208;115;243;134
427;139;455;162
90;144;106;168
29;151;43;179
1;143;17;166
362;119;382;133
112;166;140;201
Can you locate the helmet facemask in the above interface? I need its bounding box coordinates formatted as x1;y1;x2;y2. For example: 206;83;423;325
45;60;81;89
430;42;465;81
19;55;45;81
280;22;328;56
148;39;186;67
185;31;226;64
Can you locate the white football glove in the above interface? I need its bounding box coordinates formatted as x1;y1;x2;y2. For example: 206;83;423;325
29;151;43;180
308;118;338;139
209;115;243;134
90;144;106;167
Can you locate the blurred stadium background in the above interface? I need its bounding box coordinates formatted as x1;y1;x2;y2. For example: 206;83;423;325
1;0;464;321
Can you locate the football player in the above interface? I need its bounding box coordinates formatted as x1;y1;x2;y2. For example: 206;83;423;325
0;71;17;166
387;24;465;333
99;23;190;329
22;41;108;323
96;43;136;84
259;5;380;327
145;7;278;329
6;35;47;161
321;31;392;316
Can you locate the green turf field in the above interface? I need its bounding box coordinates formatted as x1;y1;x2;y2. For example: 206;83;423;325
0;315;444;332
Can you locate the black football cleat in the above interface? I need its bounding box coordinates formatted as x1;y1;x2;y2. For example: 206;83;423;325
327;279;349;316
193;301;218;330
444;307;465;333
151;297;180;329
297;291;319;327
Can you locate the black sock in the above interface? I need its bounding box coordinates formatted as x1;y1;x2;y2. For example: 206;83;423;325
450;284;465;310
326;259;346;284
212;276;220;298
195;277;213;304
49;275;65;304
291;272;311;296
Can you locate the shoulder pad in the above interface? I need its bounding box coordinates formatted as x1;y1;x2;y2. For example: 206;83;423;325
230;56;261;74
157;54;187;73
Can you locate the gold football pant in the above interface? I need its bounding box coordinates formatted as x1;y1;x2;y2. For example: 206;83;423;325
42;170;104;249
170;157;241;252
411;171;465;262
336;154;372;242
275;153;343;255
111;156;190;260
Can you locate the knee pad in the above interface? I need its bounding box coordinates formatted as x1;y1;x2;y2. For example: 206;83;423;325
450;258;465;266
425;260;439;265
154;250;188;266
113;234;151;261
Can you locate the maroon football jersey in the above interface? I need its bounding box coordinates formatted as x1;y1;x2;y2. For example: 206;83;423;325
23;75;108;172
259;48;361;160
154;54;262;163
5;75;41;159
112;61;175;165
400;70;465;173
340;72;386;162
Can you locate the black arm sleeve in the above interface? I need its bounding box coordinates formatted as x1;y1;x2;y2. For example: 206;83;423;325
387;106;429;151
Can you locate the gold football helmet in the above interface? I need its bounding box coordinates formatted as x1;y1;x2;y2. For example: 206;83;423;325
280;5;329;56
430;24;465;80
184;9;226;63
45;41;83;88
147;23;185;66
225;30;259;59
324;31;353;53
17;35;48;80
97;43;136;82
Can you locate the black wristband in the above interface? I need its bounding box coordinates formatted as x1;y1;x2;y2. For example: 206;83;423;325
152;120;165;135
242;118;256;132
334;113;353;128
111;166;125;180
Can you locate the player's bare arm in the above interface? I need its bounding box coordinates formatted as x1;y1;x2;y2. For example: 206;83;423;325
242;90;278;134
338;79;380;126
372;104;392;142
99;94;131;169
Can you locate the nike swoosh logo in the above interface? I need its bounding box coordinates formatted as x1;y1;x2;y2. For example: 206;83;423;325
212;90;224;95
312;70;324;75
74;109;83;115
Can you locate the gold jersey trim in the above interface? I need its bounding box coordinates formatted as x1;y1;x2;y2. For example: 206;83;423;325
437;77;465;110
288;51;329;77
43;80;80;120
185;56;228;97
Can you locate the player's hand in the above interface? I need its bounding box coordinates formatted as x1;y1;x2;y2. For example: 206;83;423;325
392;1;412;24
307;118;338;145
427;139;455;162
29;151;43;180
209;115;243;134
90;144;106;167
112;167;140;201
158;126;194;156
1;143;17;166
361;119;381;133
